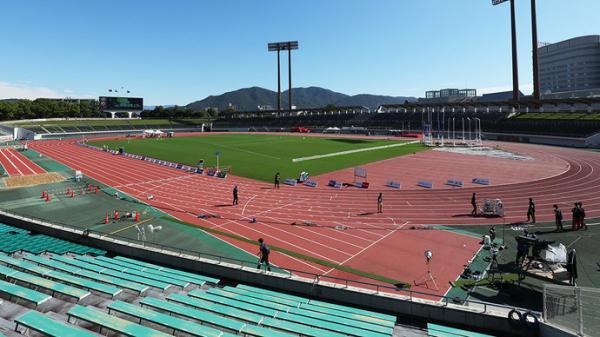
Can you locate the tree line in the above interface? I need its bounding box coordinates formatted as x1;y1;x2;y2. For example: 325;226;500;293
0;99;218;121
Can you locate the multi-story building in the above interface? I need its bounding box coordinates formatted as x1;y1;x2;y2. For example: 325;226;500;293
539;35;600;95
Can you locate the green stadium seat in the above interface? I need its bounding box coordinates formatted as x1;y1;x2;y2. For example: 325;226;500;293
187;290;359;337
0;279;51;309
427;323;494;337
73;255;189;288
96;256;206;286
142;296;294;337
167;292;263;324
68;305;171;337
114;255;219;284
107;301;238;337
237;284;396;325
52;255;171;291
24;254;149;294
206;288;389;336
200;288;393;335
0;264;89;302
15;311;98;337
0;253;120;297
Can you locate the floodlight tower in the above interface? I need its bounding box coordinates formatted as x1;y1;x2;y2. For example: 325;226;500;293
530;0;540;100
268;41;299;112
493;0;520;103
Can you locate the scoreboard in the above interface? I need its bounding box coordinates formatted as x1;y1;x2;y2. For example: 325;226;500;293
99;96;143;111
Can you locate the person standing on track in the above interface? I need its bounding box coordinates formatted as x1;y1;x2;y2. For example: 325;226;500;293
256;238;271;271
377;193;383;213
578;202;587;230
527;198;536;223
274;172;280;189
571;202;580;231
471;193;477;216
553;204;563;232
232;185;239;205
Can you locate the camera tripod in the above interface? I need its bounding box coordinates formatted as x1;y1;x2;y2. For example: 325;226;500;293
414;260;439;290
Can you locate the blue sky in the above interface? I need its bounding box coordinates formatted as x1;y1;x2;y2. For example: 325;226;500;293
0;0;598;105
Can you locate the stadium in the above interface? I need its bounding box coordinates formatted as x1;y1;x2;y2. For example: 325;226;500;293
1;2;600;337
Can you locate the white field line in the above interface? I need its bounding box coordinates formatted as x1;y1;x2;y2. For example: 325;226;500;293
291;140;420;162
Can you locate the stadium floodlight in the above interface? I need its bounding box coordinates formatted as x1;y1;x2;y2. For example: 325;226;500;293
493;0;520;103
268;41;299;112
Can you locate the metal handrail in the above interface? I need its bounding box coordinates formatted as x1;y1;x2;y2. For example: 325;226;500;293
0;208;540;317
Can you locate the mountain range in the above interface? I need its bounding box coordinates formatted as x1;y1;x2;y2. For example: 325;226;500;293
186;87;415;111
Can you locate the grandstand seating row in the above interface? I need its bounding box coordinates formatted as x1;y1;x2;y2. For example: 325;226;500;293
20;119;204;135
0;222;406;337
215;111;600;137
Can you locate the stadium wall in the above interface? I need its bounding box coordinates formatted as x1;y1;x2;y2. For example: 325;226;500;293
0;209;577;337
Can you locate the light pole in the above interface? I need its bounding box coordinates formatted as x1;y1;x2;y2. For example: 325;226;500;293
467;117;471;142
530;0;540;100
268;41;299;113
493;0;520;103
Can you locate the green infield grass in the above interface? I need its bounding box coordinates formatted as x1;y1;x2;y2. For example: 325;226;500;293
89;134;426;182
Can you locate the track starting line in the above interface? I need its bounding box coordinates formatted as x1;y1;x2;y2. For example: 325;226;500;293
291;140;420;162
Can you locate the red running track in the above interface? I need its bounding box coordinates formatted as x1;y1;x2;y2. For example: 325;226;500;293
28;139;600;297
0;148;45;176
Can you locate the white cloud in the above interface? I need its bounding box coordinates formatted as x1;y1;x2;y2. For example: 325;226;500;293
0;81;62;100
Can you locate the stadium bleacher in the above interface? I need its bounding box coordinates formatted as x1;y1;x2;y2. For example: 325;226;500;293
0;221;502;336
0;222;401;336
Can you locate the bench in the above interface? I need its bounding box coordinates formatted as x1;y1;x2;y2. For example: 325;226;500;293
167;293;262;324
52;255;171;291
15;311;98;337
0;254;121;298
417;180;433;189
96;256;205;286
114;255;219;284
74;255;187;288
107;301;237;337
221;287;390;336
142;297;293;337
23;254;148;294
68;305;171;337
427;323;493;337
0;279;51;309
187;291;349;337
0;265;89;302
236;284;395;328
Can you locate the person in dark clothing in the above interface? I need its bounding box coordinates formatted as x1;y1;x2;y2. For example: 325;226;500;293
578;202;587;230
471;193;477;216
571;203;579;231
377;193;383;213
274;172;280;189
527;198;536;223
256;238;271;271
554;204;563;232
489;226;496;244
566;249;577;286
232;185;239;205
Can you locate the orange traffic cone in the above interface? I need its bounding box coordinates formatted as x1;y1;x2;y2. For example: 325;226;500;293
134;211;140;222
104;211;109;224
